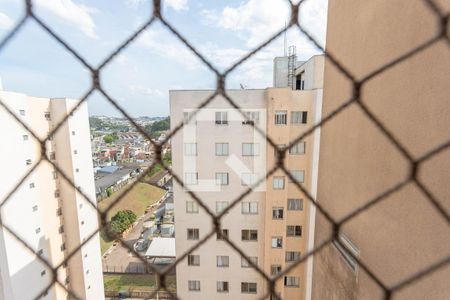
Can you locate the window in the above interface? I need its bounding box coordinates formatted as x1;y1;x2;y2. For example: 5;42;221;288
187;255;200;266
19;109;25;116
73;150;78;155
26;159;32;165
296;72;305;90
65;277;70;284
216;201;228;214
35;228;41;234
215;111;228;125
241;173;257;186
241;229;258;241
284;276;300;287
217;229;229;240
290;170;305;183
288;199;303;211
271;265;282;275
242;143;260;156
215;173;229;185
76;168;79;173
41;270;46;277
72;131;75;135
291;111;307;124
241;256;258;268
273;176;285;189
285;251;301;262
32;205;38;212
243;111;260;125
188;280;200;291
86;269;89;275
59;226;64;233
52;171;58;179
275;111;287;125
272;207;284;219
215;143;229;156
333;234;359;272
81;221;85;225
186;201;199;213
289;141;306;154
60;243;66;251
49;152;56;160
183;111;197;125
216;256;229;267
272;237;283;248
44;112;51;120
184;143;197;156
217;281;229;293
241;202;258;214
187;228;199;240
287;225;302;237
29;182;35;189
241;282;257;294
184;173;198;185
54;190;60;198
56;208;62;216
23;134;28;141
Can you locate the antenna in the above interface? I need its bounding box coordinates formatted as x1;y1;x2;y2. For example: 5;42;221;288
284;21;287;56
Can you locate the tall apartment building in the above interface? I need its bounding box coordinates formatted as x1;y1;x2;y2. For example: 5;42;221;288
312;1;450;300
170;55;324;299
0;90;104;299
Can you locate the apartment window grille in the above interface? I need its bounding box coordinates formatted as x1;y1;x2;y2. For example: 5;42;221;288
49;152;56;160
272;207;284;219
32;205;38;212
35;227;41;234
241;173;257;186
54;190;60;198
242;143;260;156
217;281;229;293
187;255;200;266
287;225;302;237
241;256;258;268
285;251;301;262
187;228;199;240
243;111;260;125
291;111;308;124
188;280;200;291
184;143;197;156
186;201;199;213
284;276;300;287
22;134;28;141
29;182;35;189
215;143;229;156
289;141;306;154
19;109;25;116
216;201;228;214
44;112;51;120
217;229;229;240
333;233;360;272
273;176;285;189
275;111;287;125
216;256;229;267
290;170;305;183
184;172;198;185
241;229;258;241
26;159;32;165
241;282;257;294
272;237;283;248
215;111;228;125
215;172;229;185
288;199;304;211
271;265;282;275
241;202;258;214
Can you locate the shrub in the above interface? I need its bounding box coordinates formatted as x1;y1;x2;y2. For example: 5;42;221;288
109;210;137;235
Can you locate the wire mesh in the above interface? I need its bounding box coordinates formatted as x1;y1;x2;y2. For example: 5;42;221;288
0;0;449;299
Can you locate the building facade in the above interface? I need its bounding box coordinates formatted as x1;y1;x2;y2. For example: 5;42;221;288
170;55;324;299
312;1;450;300
0;91;104;299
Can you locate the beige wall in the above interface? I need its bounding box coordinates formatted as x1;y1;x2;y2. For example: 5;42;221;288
312;1;450;299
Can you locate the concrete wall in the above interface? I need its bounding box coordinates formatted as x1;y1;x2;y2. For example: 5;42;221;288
273;57;289;88
312;1;450;299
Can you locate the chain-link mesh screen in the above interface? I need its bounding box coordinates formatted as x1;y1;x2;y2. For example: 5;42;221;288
0;0;449;299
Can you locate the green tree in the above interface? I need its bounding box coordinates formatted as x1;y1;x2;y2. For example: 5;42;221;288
109;210;137;235
103;135;114;143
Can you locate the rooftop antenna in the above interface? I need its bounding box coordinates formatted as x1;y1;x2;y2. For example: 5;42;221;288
284;21;287;56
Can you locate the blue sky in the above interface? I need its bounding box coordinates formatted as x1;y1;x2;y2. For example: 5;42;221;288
0;0;327;117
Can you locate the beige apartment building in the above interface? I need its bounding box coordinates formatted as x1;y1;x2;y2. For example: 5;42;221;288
312;1;450;300
0;90;104;299
171;55;324;299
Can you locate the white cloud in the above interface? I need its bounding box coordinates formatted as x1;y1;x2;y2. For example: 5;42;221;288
0;12;13;30
35;0;97;38
129;85;164;97
165;0;188;11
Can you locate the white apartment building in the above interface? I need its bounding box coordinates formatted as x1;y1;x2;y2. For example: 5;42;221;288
0;90;104;300
170;55;324;299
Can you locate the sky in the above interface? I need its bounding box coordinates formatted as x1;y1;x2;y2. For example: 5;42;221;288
0;0;328;117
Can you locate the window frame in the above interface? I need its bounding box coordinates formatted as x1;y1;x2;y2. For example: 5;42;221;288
287;199;304;211
275;111;287;125
241;229;258;241
273;176;285;189
215;143;229;156
187;228;200;240
215;111;228;125
184;143;198;156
